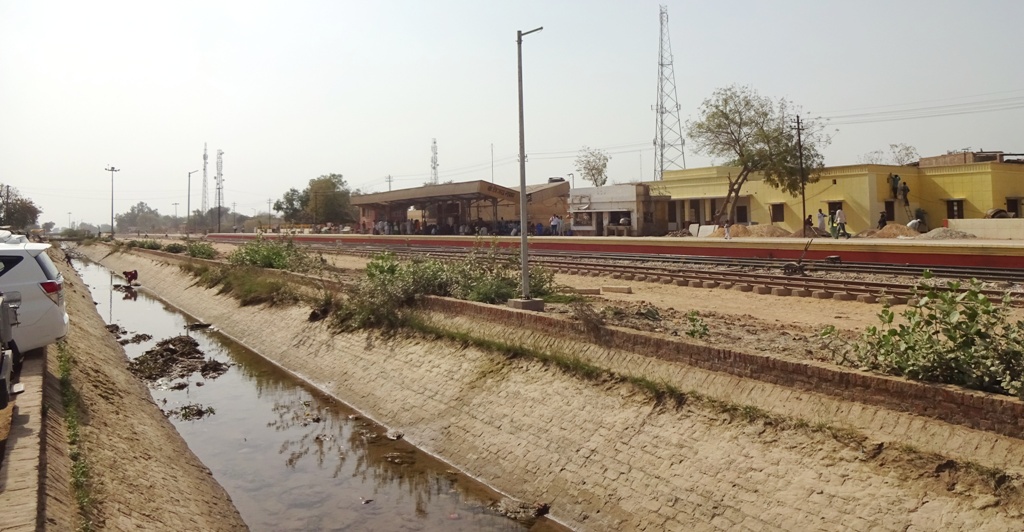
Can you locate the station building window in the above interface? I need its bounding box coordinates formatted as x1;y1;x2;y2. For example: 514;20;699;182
1007;198;1020;218
769;204;784;223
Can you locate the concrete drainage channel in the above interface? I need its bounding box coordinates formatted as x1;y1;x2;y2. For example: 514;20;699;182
78;259;560;531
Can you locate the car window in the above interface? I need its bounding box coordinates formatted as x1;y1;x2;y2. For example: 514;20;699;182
0;256;24;278
35;253;60;281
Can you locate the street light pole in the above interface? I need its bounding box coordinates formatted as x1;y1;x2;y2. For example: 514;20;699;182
105;166;120;238
515;26;543;308
187;169;199;236
567;172;574;188
68;212;72;231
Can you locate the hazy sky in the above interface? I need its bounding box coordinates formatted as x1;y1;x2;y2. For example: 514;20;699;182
1;0;1021;228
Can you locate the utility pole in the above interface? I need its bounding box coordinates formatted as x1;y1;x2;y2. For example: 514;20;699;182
172;202;179;220
232;202;237;230
187;169;199;237
385;174;394;191
267;198;272;227
105;166;120;238
794;114;807;234
517;26;543;305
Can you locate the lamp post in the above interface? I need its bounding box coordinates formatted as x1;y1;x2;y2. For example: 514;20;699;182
187;169;199;236
68;212;72;231
105;166;119;238
567;172;574;188
513;26;544;310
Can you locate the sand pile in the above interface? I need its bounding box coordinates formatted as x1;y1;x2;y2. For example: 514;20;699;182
872;224;921;238
789;227;831;238
918;228;977;240
748;225;792;237
708;224;752;238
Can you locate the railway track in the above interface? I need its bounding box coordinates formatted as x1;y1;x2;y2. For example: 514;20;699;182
318;242;1024;306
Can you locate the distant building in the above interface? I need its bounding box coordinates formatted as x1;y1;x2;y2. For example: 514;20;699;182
657;151;1024;233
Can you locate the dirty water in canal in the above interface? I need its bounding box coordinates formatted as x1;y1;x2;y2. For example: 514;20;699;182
78;260;564;532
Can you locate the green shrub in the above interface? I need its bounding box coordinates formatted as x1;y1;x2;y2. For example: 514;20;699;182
162;242;187;254
685;311;709;339
853;279;1024;397
186;241;217;259
227;237;315;271
181;263;297;306
330;247;556;331
125;239;161;250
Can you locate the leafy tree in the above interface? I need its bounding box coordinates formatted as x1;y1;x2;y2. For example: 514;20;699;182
574;147;611;187
274;174;356;224
685;85;829;222
859;143;919;165
0;186;42;229
42;221;55;233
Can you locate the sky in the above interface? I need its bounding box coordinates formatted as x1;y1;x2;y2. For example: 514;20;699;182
1;0;1021;228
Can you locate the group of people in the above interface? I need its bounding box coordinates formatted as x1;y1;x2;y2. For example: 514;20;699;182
812;208;852;239
889;174;911;206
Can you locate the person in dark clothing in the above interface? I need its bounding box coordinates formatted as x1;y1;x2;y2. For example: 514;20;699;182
877;211;887;230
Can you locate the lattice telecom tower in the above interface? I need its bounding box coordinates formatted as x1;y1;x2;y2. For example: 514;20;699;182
215;150;225;220
652;4;686;180
430;138;439;185
201;143;209;215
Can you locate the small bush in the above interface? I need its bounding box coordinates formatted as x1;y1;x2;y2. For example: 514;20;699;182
162;242;187;254
228;237;314;271
126;239;162;250
685;311;709;339
186;241;217;259
181;263;297;306
852;278;1024;397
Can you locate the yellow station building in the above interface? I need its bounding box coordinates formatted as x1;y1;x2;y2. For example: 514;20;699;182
655;151;1024;234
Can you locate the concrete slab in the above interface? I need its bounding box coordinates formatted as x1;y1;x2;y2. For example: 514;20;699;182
602;286;633;294
507;298;545;311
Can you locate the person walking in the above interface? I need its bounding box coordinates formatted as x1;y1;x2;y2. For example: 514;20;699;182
816;209;826;232
835;208;850;238
723;218;732;240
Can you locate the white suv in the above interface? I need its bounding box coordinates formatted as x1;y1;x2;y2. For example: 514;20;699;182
0;234;68;363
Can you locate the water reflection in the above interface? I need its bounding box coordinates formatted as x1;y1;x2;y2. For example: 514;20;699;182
77;259;552;532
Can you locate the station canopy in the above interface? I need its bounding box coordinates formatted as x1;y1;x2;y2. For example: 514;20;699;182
351;180;519;211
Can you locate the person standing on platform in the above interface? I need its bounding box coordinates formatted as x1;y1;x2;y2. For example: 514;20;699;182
877;211;887;230
835;208;850;238
817;209;826;232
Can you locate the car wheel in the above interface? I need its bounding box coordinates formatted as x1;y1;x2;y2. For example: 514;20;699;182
0;378;9;409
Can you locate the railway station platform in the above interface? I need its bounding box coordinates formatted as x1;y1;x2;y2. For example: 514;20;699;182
208;232;1024;271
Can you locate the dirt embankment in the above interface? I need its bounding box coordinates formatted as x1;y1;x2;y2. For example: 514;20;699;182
47;247;247;530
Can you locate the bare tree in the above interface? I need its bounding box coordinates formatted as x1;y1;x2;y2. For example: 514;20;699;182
858;143;919;166
574;147;611;187
888;143;919;165
686;85;829;222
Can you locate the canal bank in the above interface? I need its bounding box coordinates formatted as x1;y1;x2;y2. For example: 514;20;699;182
78;244;1024;531
44;249;248;530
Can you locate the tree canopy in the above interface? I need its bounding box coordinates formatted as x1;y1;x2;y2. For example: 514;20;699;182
574;147;611;187
685;85;829;221
273;174;357;224
0;186;41;229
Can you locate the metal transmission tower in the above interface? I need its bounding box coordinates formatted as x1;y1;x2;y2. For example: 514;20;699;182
430;138;439;185
215;150;225;232
652;4;686;180
201;143;209;217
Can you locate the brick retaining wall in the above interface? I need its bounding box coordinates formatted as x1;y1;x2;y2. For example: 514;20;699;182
422;297;1024;440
